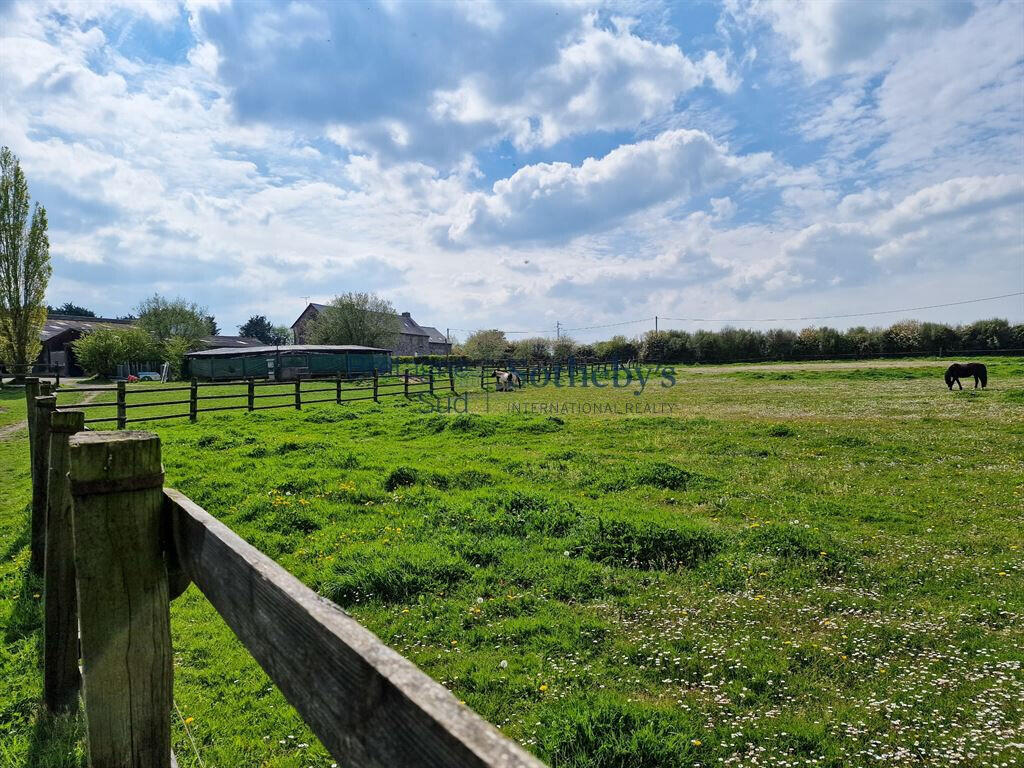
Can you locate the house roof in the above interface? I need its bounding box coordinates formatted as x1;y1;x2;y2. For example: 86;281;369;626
41;315;134;342
186;344;390;358
199;335;263;349
419;326;449;345
290;302;434;337
398;313;430;337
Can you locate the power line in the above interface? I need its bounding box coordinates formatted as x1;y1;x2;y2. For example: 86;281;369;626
448;327;552;335
660;292;1023;324
562;317;654;332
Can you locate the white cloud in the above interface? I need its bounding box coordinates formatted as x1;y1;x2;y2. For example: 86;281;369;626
440;129;770;246
745;0;972;79
769;2;1023;193
747;174;1024;291
432;14;740;152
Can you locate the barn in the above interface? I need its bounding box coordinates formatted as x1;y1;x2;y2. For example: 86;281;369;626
37;314;136;375
184;344;391;381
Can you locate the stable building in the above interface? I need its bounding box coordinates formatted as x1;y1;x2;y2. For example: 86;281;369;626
37;314;136;375
185;344;392;381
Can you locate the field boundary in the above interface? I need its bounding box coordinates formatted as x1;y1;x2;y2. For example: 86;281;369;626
50;368;456;427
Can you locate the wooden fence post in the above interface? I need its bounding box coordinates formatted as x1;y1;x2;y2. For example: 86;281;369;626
428;370;434;395
480;365;485;389
248;378;255;411
69;431;172;768
336;374;342;404
25;378;41;573
44;408;85;714
30;395;56;575
372;369;379;403
449;365;455;393
294;378;302;410
189;378;198;422
116;380;127;430
404;369;410;398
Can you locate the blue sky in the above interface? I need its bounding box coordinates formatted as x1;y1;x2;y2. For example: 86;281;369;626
1;0;1021;340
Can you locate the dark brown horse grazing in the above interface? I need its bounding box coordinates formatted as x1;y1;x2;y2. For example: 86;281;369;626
945;362;987;390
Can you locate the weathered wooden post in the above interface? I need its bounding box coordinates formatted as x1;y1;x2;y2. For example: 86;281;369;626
404;368;410;398
248;378;255;411
449;365;456;393
480;365;485;389
335;374;342;404
372;369;379;403
25;377;40;572
189;378;198;422
30;394;56;574
294;378;302;410
69;431;172;768
428;370;434;395
116;380;127;430
44;408;85;714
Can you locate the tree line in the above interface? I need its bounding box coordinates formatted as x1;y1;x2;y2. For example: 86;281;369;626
458;318;1023;364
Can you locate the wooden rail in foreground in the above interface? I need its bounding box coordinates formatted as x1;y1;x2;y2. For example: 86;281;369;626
29;417;545;767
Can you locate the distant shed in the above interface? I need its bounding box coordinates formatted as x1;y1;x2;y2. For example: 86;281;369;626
185;344;391;381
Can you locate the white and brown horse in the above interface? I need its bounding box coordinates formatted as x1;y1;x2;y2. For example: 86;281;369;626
491;370;522;391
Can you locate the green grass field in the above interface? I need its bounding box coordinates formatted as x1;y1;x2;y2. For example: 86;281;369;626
2;359;1022;767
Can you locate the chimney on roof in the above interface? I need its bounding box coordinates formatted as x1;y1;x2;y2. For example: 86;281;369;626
401;311;411;317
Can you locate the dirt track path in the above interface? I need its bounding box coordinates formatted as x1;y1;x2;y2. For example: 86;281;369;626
0;389;100;441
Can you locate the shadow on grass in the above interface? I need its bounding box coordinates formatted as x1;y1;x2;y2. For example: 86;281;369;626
25;708;86;768
3;554;85;765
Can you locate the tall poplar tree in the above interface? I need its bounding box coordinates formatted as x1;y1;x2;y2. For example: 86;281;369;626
0;147;50;379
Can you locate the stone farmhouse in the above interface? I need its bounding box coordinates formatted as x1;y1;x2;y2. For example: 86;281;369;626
290;303;451;356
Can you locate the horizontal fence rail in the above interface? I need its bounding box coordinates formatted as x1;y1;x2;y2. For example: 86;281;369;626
165;488;545;768
22;411;546;767
49;370;458;427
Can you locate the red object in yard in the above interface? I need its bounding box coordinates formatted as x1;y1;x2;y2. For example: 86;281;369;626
126;375;139;383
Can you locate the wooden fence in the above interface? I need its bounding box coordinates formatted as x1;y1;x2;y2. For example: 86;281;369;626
477;360;629;390
51;368;457;428
24;386;547;767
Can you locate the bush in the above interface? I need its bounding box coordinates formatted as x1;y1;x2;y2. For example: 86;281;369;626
71;327;159;376
162;335;193;379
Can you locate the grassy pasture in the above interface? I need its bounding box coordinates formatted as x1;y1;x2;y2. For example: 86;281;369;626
1;358;1022;767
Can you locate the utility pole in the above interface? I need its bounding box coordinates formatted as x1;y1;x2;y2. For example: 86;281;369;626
556;321;560;340
655;315;658;333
